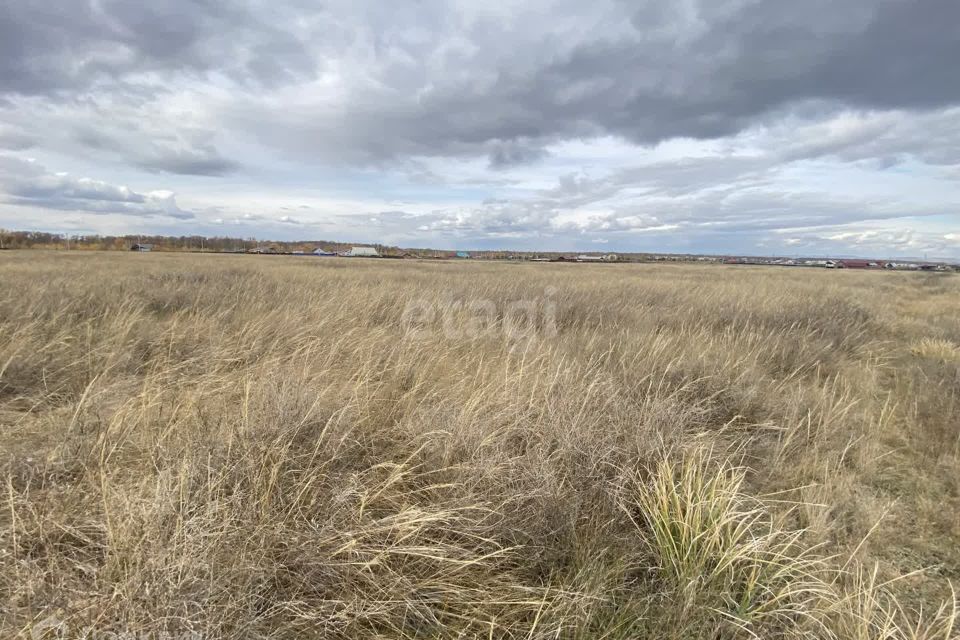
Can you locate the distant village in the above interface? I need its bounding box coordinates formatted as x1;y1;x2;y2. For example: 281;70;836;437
1;230;956;271
130;243;959;271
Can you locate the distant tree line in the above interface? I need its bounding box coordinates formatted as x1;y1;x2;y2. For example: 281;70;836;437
0;230;398;254
0;228;626;260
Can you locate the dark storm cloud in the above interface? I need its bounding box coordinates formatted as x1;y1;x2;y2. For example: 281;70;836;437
487;139;549;170
543;0;960;144
2;0;959;166
0;0;317;95
224;0;960;164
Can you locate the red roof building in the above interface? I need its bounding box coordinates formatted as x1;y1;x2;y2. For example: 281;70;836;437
838;259;881;269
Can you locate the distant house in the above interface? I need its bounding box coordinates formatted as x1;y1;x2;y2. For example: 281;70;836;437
455;251;471;259
344;246;379;257
130;243;154;252
576;254;603;262
838;259;881;269
312;248;335;256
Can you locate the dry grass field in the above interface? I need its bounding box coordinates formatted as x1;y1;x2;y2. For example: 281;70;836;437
2;250;959;639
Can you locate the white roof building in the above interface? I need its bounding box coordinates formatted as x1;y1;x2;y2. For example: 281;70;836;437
345;246;379;257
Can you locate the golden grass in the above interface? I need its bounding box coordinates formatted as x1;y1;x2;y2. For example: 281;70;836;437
1;251;958;638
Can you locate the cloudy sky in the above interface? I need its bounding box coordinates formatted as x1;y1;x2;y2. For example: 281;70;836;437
1;0;958;257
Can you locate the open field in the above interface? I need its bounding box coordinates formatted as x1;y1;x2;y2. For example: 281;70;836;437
2;251;959;639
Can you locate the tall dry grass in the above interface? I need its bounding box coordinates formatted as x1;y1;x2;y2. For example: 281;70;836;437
1;251;958;638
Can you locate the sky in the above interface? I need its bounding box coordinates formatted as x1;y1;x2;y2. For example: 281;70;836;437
1;0;958;258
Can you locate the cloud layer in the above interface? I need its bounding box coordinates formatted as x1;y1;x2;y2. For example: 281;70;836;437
1;0;957;257
0;156;192;218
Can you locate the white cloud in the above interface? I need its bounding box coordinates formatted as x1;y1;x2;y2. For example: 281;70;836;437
0;155;193;219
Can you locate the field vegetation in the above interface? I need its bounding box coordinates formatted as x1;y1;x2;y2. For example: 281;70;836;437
1;251;959;638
